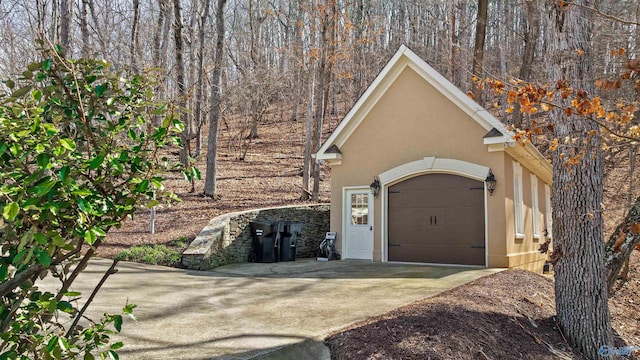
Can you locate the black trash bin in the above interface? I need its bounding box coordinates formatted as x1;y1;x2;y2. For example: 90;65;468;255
280;222;303;262
250;221;279;263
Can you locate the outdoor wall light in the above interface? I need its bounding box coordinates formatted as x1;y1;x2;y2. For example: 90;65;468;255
370;176;381;198
485;169;497;195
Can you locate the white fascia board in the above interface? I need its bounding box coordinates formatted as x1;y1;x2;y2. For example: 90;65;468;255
507;144;552;185
483;135;512;145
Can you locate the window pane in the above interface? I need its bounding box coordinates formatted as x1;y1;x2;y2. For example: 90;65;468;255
351;193;369;225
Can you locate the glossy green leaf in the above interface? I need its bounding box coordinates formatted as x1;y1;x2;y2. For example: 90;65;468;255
51;233;65;247
89;155;105;169
58;166;70;181
45;336;58;352
84;229;97;244
171;120;184;133
77;198;90;213
191;166;201;180
113;315;123;332
37;153;51;169
135;179;149;192
57;336;69;352
90;227;106;238
42;58;52;71
59;138;76;151
95;84;107;96
2;202;19;221
72;189;92;197
108;350;119;360
37;250;51;267
0;265;8;282
34;233;48;245
57;301;73;313
33;179;57;197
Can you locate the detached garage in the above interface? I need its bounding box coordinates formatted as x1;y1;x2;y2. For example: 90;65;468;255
315;45;552;273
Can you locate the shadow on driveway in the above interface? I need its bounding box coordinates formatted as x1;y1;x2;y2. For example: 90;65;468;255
46;258;501;359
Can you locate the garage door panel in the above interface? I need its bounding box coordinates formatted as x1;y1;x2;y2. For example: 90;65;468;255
387;173;485;266
389;189;483;208
388;244;485;265
389;206;482;227
389;226;483;247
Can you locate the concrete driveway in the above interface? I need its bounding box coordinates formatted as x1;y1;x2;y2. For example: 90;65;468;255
60;258;501;359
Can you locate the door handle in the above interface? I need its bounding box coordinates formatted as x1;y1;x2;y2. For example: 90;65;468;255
434;216;437;225
370;225;372;231
430;216;433;225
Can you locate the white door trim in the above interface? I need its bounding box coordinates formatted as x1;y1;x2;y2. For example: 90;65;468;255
342;187;374;260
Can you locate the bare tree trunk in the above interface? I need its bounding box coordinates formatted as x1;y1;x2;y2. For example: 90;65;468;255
472;0;488;104
312;0;336;201
449;1;457;84
59;0;71;51
605;195;640;291
153;1;167;68
496;0;508;123
50;0;59;43
352;0;365;98
86;0;107;57
80;0;90;57
130;0;140;70
173;0;191;178
513;0;540;127
290;0;304;122
194;0;212;157
544;1;613;358
204;0;227;198
301;65;315;201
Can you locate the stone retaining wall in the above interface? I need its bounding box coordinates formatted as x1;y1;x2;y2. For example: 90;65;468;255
181;204;330;270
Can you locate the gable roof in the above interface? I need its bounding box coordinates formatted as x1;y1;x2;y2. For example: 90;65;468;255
315;45;552;184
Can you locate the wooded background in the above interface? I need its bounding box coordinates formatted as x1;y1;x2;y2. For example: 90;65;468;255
3;0;638;199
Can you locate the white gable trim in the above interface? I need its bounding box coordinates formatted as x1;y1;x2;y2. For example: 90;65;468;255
316;49;408;158
316;45;511;160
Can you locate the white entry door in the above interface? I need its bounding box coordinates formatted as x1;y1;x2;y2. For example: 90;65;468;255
345;189;374;260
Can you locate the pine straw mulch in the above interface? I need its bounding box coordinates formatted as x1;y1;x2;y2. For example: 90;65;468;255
326;252;640;360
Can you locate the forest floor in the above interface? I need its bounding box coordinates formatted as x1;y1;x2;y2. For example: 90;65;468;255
100;115;333;259
102;115;640;359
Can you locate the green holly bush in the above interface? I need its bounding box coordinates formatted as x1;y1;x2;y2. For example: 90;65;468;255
0;44;183;359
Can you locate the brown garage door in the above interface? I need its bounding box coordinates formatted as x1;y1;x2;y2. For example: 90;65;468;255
388;173;485;265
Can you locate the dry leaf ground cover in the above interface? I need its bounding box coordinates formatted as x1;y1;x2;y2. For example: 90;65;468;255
101;116;332;259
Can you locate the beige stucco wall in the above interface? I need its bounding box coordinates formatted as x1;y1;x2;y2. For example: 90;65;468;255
502;153;551;273
327;66;550;272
